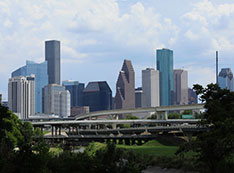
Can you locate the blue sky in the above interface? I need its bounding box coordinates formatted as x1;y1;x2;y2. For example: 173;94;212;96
1;0;234;100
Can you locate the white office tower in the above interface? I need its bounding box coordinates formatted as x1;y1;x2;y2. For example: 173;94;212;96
142;68;160;107
43;84;70;118
173;69;188;105
8;75;35;119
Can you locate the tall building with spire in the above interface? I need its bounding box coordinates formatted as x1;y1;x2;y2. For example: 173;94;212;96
45;40;60;85
115;59;135;109
156;48;174;106
218;68;234;91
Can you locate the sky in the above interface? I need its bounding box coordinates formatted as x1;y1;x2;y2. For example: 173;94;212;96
1;0;234;100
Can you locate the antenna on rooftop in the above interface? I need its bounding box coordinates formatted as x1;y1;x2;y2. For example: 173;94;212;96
216;51;219;85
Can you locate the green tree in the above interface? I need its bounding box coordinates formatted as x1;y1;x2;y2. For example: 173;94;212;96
168;112;182;119
177;83;234;172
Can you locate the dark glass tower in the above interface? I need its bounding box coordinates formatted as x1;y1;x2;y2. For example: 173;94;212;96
45;40;60;85
62;80;85;107
83;81;112;112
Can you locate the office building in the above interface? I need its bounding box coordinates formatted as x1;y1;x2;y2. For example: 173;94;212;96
43;84;70;118
188;88;198;104
135;87;143;108
83;81;112;112
45;40;60;85
218;68;234;91
142;68;160;107
115;59;135;109
156;48;174;106
174;69;188;105
8;75;35;119
11;60;48;113
62;80;84;107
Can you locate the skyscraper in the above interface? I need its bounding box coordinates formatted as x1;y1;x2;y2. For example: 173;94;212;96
11;60;48;113
83;81;112;112
218;68;234;91
135;87;143;108
62;80;85;107
115;59;135;109
45;40;60;85
142;68;160;107
156;48;174;106
8;75;35;119
173;69;188;105
188;88;198;104
43;84;70;118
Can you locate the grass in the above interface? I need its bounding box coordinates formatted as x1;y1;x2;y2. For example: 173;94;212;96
117;140;179;157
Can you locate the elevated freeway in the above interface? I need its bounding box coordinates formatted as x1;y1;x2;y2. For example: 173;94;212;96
75;104;205;120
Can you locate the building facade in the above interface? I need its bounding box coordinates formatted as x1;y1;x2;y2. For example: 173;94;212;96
43;84;70;118
188;88;198;104
115;59;135;109
45;40;60;85
218;68;234;91
62;80;84;107
135;87;143;108
156;48;174;106
83;81;112;112
8;75;35;119
173;69;188;105
142;68;160;107
11;60;48;113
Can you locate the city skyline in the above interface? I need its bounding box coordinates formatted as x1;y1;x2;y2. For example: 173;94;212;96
1;0;234;100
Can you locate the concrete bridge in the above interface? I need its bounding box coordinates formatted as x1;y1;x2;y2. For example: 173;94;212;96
75;104;205;120
32;119;207;144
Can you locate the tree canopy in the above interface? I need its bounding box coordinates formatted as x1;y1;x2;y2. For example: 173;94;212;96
177;83;234;172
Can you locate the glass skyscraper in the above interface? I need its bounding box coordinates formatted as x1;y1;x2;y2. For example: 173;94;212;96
156;48;174;106
62;80;85;107
45;40;60;85
11;60;48;113
83;81;112;112
218;68;234;91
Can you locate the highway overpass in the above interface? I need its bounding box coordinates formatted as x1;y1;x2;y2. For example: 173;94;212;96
75;104;205;120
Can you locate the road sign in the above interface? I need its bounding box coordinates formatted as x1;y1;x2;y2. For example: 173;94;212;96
182;114;194;119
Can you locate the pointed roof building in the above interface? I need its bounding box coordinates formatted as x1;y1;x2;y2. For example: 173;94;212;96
115;59;135;109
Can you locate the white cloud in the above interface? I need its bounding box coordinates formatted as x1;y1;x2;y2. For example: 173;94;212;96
0;0;234;98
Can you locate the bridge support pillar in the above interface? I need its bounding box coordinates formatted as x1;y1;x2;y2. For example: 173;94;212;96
137;139;142;145
55;127;58;136
164;111;168;120
112;124;117;129
51;126;54;136
59;127;61;136
118;139;123;145
125;139;130;145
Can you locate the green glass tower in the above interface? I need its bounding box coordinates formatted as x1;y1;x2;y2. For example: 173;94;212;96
156;48;174;106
